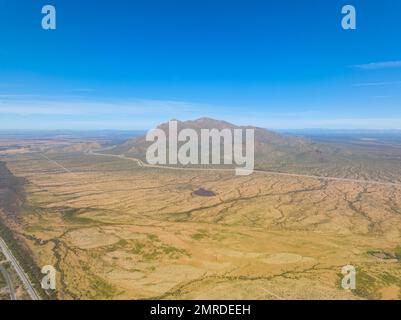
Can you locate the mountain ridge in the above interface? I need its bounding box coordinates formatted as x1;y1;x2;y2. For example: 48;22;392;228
108;117;329;169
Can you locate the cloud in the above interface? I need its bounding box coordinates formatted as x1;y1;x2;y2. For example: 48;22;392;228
352;81;401;87
0;96;208;116
353;60;401;70
66;88;96;93
1;96;400;130
260;117;401;130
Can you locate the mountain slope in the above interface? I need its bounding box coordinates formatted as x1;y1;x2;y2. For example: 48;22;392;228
109;117;331;170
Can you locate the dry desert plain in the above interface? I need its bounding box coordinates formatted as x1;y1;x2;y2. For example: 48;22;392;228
1;134;401;300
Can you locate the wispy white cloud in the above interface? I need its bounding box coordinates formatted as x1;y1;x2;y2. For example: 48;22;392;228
371;95;392;99
352;81;401;87
67;88;95;93
1;96;400;130
261;118;401;130
353;60;401;70
0;96;208;116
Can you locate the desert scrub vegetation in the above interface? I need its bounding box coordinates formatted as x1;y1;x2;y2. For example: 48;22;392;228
0;220;51;299
395;246;401;262
131;239;190;261
89;274;118;299
4;149;401;299
0;272;6;287
352;267;401;300
103;235;191;262
60;207;96;225
353;268;381;299
191;229;226;242
191;229;209;241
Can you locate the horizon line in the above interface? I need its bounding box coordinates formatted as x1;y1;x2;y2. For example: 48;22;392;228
1;128;401;132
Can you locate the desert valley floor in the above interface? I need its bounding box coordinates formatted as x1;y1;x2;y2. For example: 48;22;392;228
1;133;401;300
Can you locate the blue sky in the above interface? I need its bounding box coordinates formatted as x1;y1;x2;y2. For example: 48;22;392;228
1;0;401;130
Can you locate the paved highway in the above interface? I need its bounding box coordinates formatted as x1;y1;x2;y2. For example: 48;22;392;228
0;264;16;300
0;237;41;300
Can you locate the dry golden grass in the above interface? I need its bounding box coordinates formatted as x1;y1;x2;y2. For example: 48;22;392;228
2;149;401;300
